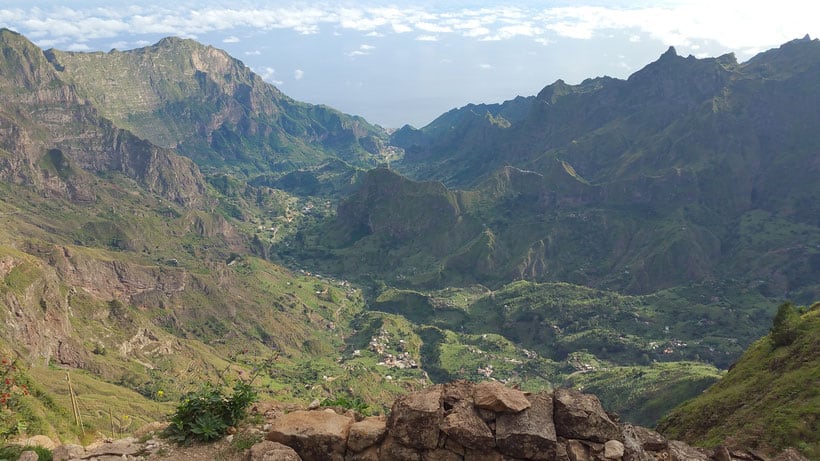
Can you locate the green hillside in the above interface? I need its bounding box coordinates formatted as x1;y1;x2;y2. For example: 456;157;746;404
1;27;819;445
48;37;389;174
658;302;820;458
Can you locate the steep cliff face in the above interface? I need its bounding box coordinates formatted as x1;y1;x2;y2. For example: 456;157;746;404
48;37;389;173
0;248;76;364
0;29;207;206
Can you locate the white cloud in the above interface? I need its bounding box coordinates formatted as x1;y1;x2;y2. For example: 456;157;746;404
392;23;413;33
462;27;490;38
479;63;494;70
256;66;283;85
66;42;91;51
245;50;261;55
416;35;438;42
346;44;375;57
293;69;304;80
32;38;64;48
415;21;451;33
0;2;816;60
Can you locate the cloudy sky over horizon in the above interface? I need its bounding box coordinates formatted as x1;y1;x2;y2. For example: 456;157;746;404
1;1;816;127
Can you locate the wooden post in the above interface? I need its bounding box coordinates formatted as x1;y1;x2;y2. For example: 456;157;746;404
66;371;84;434
109;407;115;439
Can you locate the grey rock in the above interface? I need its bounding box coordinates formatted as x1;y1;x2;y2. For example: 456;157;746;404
554;388;621;443
474;381;531;413
388;386;444;450
52;444;85;461
267;410;353;461
249;441;302;461
440;402;495;450
18;451;38;461
604;440;625;459
496;392;557;460
347;416;388;453
667;440;710;461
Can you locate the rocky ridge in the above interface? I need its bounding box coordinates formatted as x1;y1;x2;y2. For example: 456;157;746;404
40;382;807;461
0;29;207;207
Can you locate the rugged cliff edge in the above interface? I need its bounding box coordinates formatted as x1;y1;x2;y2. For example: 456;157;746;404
0;29;207;207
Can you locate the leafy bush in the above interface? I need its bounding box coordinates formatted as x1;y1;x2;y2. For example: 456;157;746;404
165;382;257;444
230;430;262;451
321;395;371;416
770;302;800;347
0;356;31;441
0;444;52;461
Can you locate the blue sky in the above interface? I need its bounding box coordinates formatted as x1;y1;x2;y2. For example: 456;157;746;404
1;1;816;128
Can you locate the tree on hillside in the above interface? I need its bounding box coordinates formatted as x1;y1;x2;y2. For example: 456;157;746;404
770;302;800;347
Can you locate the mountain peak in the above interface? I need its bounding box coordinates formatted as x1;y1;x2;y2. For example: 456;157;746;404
660;45;678;59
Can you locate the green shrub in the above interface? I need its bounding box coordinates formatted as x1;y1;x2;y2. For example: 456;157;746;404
770;302;800;347
321;395;371;416
164;382;257;444
0;355;32;441
0;444;53;461
230;431;262;451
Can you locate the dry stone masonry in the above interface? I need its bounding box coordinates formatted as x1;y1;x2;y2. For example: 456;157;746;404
48;381;810;461
262;381;809;461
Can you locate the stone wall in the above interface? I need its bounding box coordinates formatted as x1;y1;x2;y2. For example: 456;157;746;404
263;381;799;461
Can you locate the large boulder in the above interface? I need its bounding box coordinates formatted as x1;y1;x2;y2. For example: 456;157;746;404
347;416;388;453
554;388;621;443
667;440;710;461
566;439;591;461
249;440;302;461
423;449;462;461
604;440;625;459
442;380;476;407
19;435;58;450
17;451;37;461
625;425;667;452
387;385;444;449
345;446;380;461
440;402;495;449
496;392;557;460
463;449;505;461
379;436;422;461
267;409;353;461
52;444;84;461
474;381;532;413
621;425;660;461
82;437;143;458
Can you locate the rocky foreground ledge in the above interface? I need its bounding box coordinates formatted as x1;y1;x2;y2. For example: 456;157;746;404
44;381;807;461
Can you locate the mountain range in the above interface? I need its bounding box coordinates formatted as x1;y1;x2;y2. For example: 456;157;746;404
0;27;817;457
